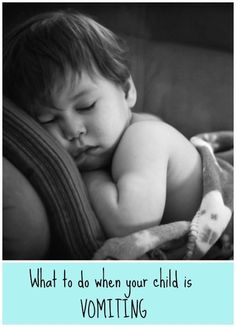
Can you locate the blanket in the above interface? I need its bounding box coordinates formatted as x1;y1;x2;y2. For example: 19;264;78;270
93;131;233;260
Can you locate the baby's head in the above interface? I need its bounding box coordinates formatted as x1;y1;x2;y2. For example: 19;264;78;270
4;11;137;170
4;10;133;113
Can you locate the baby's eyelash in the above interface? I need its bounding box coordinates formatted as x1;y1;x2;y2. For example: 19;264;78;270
77;102;95;111
38;117;57;125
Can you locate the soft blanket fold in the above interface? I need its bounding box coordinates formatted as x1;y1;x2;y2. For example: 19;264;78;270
184;133;233;259
94;131;233;260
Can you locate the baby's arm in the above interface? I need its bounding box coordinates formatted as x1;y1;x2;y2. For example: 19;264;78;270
83;121;169;237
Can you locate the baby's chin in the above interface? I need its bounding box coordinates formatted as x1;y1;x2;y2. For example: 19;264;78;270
77;157;110;172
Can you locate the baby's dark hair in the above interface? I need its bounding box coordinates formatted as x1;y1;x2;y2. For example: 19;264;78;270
4;10;130;115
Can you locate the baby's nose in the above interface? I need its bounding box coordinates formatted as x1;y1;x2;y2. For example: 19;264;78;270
63;118;86;141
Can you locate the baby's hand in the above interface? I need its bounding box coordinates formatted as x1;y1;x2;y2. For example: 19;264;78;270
81;170;97;184
81;170;111;193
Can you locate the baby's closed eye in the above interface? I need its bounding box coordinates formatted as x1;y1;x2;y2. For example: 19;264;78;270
75;101;96;112
37;113;57;125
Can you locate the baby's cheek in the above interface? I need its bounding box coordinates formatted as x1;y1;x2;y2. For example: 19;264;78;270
43;125;69;150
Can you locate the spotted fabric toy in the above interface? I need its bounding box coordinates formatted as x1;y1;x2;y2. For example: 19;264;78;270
94;131;233;260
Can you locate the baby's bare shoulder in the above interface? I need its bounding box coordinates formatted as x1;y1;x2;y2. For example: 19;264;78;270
117;120;200;179
126;120;186;146
121;120;170;151
112;121;177;179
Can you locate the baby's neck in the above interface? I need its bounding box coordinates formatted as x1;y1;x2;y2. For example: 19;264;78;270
130;112;161;124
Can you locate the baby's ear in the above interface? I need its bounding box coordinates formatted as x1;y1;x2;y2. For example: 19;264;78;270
125;76;137;108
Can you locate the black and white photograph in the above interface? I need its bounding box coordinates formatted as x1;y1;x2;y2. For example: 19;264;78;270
2;2;234;325
3;2;233;261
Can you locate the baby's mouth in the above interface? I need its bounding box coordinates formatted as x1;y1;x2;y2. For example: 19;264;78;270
73;146;99;161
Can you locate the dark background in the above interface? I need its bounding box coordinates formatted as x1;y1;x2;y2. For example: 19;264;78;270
3;2;233;52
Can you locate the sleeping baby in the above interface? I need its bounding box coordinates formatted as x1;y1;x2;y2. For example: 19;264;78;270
4;10;204;257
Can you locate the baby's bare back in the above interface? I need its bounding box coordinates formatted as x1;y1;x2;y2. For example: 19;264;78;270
162;126;203;223
128;113;203;224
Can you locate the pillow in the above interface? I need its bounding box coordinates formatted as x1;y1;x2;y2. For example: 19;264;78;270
3;97;106;259
3;157;50;259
